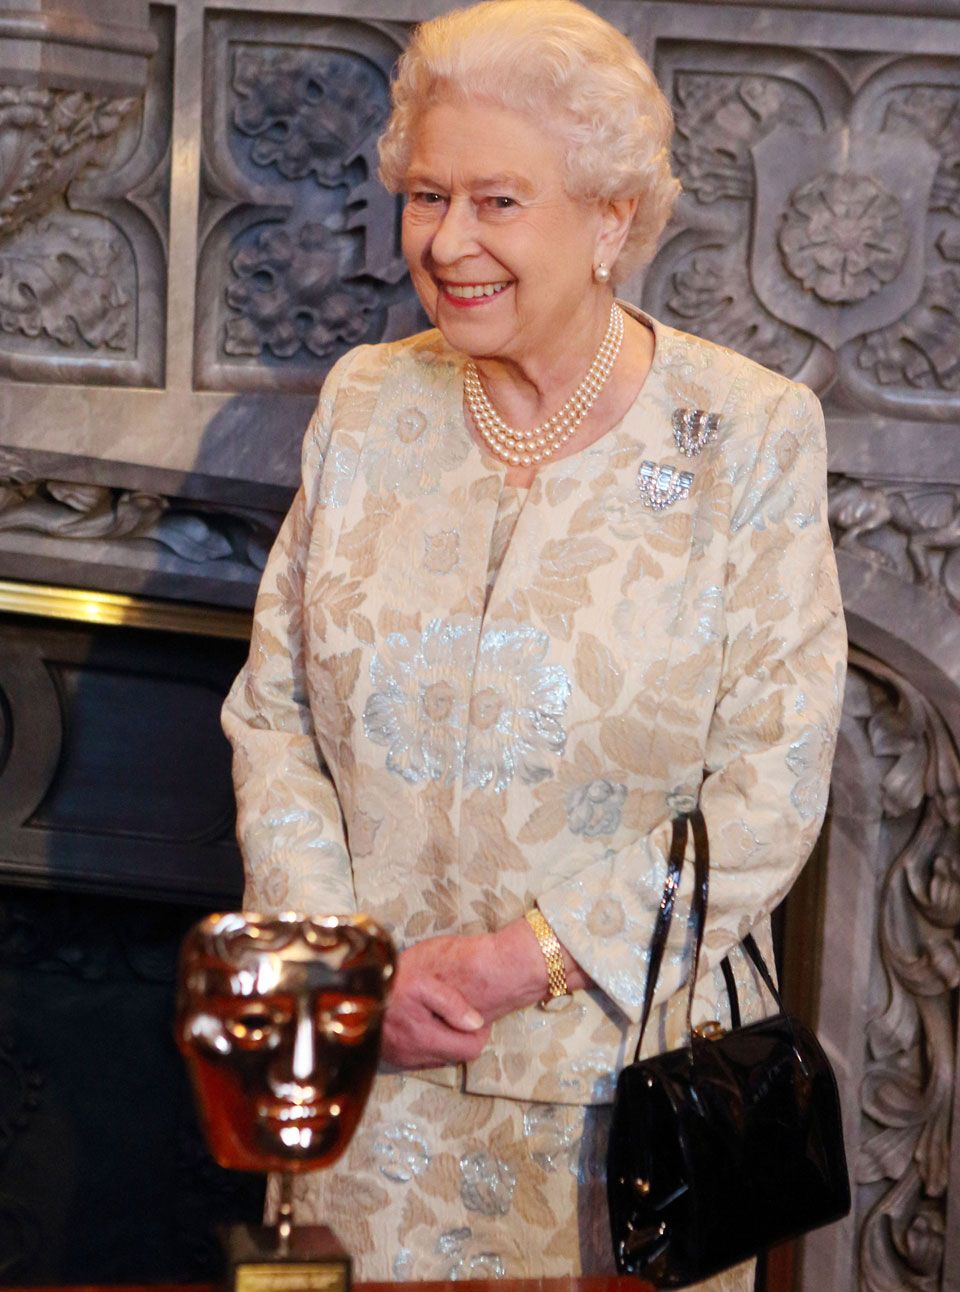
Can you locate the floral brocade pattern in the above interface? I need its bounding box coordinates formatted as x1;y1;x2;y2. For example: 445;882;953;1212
224;309;845;1284
225;307;846;1090
270;1074;755;1289
362;617;571;790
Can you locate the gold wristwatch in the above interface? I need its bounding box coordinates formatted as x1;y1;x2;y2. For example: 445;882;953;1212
525;907;573;1011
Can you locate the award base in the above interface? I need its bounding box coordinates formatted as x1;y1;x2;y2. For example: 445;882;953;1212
222;1222;351;1292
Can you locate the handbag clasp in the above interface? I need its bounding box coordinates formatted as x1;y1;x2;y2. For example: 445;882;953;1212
692;1019;725;1041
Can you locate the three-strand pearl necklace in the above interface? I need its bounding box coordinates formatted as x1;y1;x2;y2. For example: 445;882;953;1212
463;302;625;467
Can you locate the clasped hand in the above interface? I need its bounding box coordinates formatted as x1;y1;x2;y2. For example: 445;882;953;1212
380;921;548;1069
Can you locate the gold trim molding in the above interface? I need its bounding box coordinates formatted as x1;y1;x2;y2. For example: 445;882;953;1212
0;580;252;640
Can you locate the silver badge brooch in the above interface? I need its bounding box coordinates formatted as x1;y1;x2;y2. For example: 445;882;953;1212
637;460;694;512
673;408;721;458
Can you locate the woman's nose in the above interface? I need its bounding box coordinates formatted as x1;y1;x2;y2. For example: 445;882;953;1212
429;198;479;267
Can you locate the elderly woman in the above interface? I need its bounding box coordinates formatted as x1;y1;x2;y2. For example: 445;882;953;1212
222;1;846;1286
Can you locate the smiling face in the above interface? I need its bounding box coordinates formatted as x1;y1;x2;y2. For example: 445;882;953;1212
176;913;394;1174
401;98;609;371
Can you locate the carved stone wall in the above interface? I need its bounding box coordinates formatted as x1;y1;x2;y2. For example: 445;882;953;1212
2;2;960;1290
815;651;960;1292
0;0;160;382
195;13;421;394
644;45;959;415
634;11;960;1289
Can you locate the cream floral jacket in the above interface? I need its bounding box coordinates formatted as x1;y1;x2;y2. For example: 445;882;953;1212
222;307;847;1106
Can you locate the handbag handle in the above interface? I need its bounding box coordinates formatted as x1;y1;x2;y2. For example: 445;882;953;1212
633;807;784;1063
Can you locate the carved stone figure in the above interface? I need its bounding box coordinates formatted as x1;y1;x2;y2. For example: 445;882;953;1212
829;475;960;601
0;450;277;571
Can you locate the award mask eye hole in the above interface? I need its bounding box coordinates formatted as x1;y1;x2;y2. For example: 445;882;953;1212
224;1006;287;1049
320;1001;376;1045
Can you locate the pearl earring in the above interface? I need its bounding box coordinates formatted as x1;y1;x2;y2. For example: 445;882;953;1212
594;262;611;284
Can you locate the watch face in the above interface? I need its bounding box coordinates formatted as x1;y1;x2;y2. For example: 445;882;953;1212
539;993;575;1013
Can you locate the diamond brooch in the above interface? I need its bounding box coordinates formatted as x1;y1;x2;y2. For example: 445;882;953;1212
673;408;721;458
637;460;694;512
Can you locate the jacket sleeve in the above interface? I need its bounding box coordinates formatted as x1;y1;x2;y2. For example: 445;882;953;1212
221;354;359;916
537;381;846;1024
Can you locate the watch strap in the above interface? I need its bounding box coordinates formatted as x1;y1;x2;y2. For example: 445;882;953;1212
525;907;571;1000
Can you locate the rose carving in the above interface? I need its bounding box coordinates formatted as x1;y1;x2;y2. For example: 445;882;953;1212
778;171;908;304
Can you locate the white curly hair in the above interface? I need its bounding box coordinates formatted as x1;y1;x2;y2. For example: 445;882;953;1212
377;0;680;279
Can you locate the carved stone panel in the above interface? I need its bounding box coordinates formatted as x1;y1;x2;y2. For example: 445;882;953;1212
195;12;425;394
812;651;960;1292
0;446;278;607
645;45;960;419
0;5;172;387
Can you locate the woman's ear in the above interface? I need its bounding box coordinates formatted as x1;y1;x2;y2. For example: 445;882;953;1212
596;195;640;270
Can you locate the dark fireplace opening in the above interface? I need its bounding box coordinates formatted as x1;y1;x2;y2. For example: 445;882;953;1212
0;883;265;1286
0;589;265;1283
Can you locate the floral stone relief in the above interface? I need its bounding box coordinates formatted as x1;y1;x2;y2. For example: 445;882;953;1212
751;125;938;350
231;46;388;186
843;653;960;1292
211;37;410;375
646;53;960;408
0;87;138;241
0;212;131;351
778;172;908;304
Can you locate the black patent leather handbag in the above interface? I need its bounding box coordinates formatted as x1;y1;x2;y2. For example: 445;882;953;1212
607;808;850;1287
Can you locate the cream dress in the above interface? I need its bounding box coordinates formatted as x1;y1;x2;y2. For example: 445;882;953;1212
225;309;846;1287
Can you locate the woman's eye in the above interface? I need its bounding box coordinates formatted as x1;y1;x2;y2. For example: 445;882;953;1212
488;196;516;209
410;191;444;206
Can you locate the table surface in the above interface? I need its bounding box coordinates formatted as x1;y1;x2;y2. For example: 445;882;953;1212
8;1281;653;1291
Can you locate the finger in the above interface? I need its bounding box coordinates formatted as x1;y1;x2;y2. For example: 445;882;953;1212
384;1014;491;1068
413;975;485;1031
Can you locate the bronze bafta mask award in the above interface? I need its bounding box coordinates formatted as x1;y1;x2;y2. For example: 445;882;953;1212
176;912;395;1292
